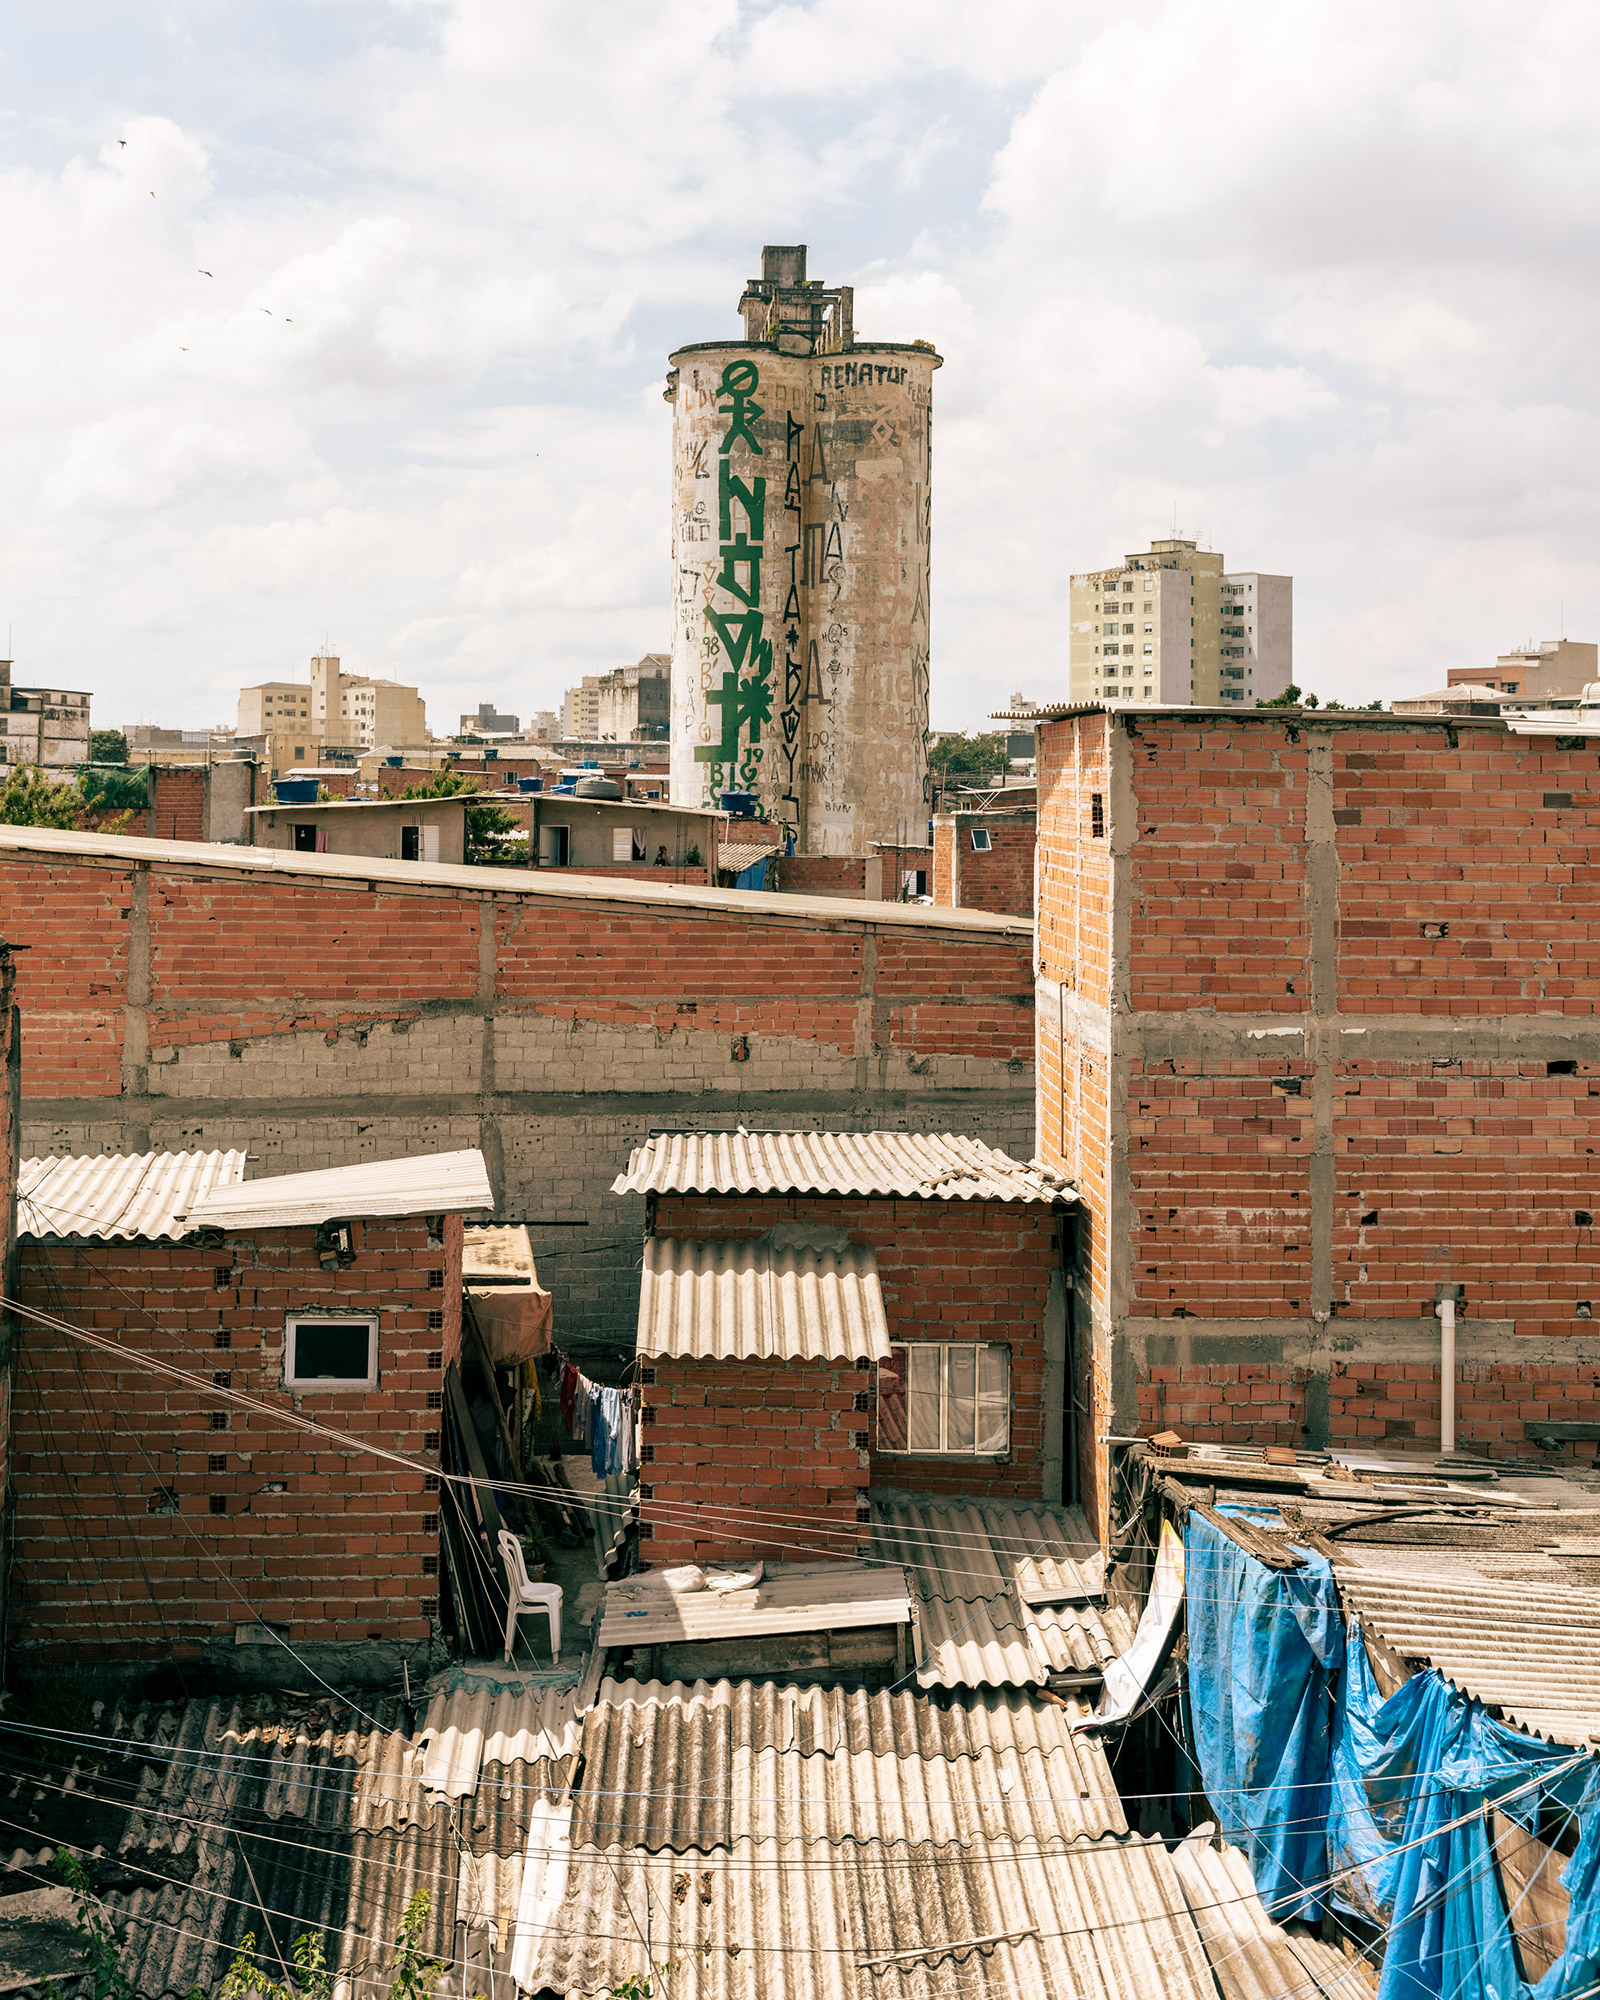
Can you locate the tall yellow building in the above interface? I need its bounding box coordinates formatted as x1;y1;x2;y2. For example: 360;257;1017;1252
1067;538;1291;707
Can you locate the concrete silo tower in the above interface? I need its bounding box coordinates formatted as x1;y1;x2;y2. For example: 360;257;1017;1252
666;246;940;857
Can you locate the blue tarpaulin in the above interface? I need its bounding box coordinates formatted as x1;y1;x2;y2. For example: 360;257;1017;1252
1183;1508;1600;1999
1184;1510;1344;1922
1328;1628;1600;2000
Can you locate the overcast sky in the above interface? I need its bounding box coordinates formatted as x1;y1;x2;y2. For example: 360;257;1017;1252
2;0;1596;732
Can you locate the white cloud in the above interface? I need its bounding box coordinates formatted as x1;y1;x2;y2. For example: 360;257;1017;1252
1;0;1598;731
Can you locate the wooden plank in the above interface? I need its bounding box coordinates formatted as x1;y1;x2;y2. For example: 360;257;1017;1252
598;1566;914;1648
1490;1808;1569;1981
1528;1421;1600;1443
463;1298;526;1483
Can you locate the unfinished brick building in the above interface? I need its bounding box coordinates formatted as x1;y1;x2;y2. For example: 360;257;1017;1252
1029;704;1600;1535
933;808;1036;917
614;1130;1076;1566
10;1147;487;1680
0;827;1034;1355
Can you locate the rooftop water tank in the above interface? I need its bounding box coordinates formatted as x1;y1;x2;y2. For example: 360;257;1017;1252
274;777;319;804
518;776;543;793
721;790;758;819
575;776;622;800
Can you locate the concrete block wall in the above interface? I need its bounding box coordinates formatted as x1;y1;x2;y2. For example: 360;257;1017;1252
651;1192;1067;1509
10;1214;459;1672
639;1357;869;1567
0;833;1036;1358
1035;709;1600;1526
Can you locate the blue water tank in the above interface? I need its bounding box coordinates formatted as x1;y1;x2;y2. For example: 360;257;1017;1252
721;790;758;818
518;776;543;793
274;777;319;804
385;755;403;768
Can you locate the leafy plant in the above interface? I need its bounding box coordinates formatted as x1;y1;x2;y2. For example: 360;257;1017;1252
0;765;85;829
215;1891;445;2000
89;730;128;764
400;768;518;865
926;730;1006;775
48;1845;134;2000
80;766;150;819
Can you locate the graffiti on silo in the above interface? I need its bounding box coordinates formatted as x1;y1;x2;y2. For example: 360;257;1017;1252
668;247;939;859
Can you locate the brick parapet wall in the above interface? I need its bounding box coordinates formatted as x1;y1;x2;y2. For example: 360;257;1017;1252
640;1356;868;1567
773;855;867;898
148;769;206;843
651;1192;1062;1509
10;1214;458;1664
0;834;1036;1350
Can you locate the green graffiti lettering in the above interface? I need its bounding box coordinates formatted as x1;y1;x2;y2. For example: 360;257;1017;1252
718;359;763;457
716;536;762;608
718;460;765;541
705;605;767;674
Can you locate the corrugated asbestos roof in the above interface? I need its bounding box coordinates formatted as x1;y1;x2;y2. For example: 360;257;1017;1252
18;1150;247;1242
1170;1830;1378;2000
718;841;782;873
871;1500;1134;1690
637;1235;891;1362
182;1147;494;1230
570;1677;1127;1851
60;1677;1285;2000
1335;1564;1600;1748
614;1130;1074;1204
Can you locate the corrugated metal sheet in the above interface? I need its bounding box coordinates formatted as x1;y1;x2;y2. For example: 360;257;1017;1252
871;1500;1131;1690
719;841;782;873
1170;1830;1378;2000
598;1562;913;1650
462;1222;536;1285
18;1150;247;1242
638;1235;891;1362
182;1147;494;1230
416;1683;584;1799
1336;1564;1600;1747
513;1827;1219;2000
572;1678;1126;1852
613;1130;1074;1204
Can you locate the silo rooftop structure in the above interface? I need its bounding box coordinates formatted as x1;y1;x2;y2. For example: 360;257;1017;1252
666;246;941;858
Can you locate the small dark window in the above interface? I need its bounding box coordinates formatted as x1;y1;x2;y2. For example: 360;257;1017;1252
423;1473;440;1494
422;1554;439;1577
426;1350;442;1371
213;1371;232;1389
1090;793;1105;839
427;1269;445;1290
400;825;421;861
970;828;992;852
214;1329;231;1350
208;1453;227;1473
424;1430;440;1453
285;1317;377;1388
426;1389;443;1411
292;823;319;853
427;1308;444;1330
209;1410;229;1432
209;1495;227;1516
423;1512;439;1536
213;1266;233;1290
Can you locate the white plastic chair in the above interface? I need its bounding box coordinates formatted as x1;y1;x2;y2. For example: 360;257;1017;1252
498;1529;563;1664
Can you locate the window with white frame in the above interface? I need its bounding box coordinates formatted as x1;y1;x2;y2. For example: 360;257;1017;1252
878;1342;1010;1455
284;1315;378;1388
970;828;992;852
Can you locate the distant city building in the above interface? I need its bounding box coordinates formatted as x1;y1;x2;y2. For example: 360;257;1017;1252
528;709;561;740
237;657;427;776
561;678;602;741
1448;639;1597;708
460;702;520;736
1068;538;1292;707
594;654;671;741
0;662;91;769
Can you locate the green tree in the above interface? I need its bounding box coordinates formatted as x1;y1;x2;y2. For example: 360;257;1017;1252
0;765;85;828
926;730;1006;774
89;730;128;764
1256;685;1319;709
80;767;149;820
401;768;521;866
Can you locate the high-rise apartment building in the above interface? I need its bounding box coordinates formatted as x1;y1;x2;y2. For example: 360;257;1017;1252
561;677;602;740
1067;538;1291;707
309;656;425;750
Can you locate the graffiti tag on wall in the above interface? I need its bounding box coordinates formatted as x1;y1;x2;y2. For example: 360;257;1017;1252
694;360;774;797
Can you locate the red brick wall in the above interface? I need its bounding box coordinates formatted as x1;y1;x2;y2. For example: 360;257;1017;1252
9;1214;459;1664
651;1193;1062;1509
953;820;1036;918
556;865;711;887
1035;717;1114;1530
773;855;866;898
1038;710;1600;1484
932;822;957;909
148;768;205;843
0;943;16;1512
640;1357;867;1566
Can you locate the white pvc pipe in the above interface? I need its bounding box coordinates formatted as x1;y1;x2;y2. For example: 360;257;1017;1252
1440;1296;1456;1456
